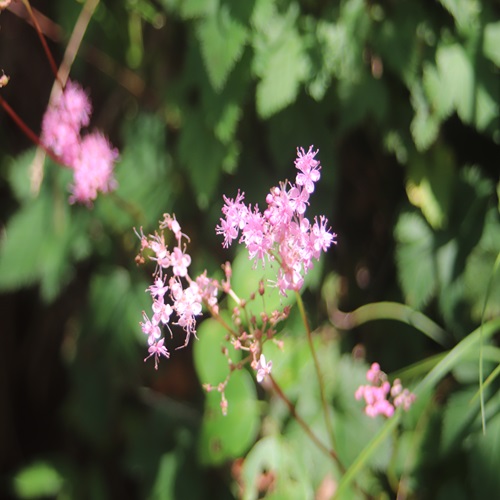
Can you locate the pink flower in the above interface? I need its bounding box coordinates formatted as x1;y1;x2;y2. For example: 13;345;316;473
216;190;248;248
256;354;272;383
69;132;119;205
57;81;92;128
148;278;168;298
136;215;217;369
41;81;92;166
144;338;170;370
41;80;119;205
217;146;336;296
170;247;191;277
355;363;415;418
294;146;321;193
140;311;161;345
152;296;173;325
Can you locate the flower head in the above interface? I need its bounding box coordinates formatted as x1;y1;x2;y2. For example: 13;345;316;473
40;80;119;205
355;363;415;418
68;132;119;205
217;146;336;296
136;215;219;369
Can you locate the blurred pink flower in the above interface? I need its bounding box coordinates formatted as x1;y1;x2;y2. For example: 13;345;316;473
41;80;119;205
355;363;415;418
69;132;118;205
256;354;273;383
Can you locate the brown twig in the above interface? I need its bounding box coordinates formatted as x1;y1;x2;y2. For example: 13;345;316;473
268;374;343;470
30;0;100;194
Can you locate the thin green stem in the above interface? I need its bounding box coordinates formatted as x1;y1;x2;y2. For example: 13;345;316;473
478;252;499;434
295;291;336;451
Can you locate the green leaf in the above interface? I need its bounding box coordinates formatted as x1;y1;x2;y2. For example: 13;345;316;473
405;147;454;229
98;113;172;229
87;268;151;356
7;148;37;202
483;21;500;66
440;387;479;455
198;369;259;465
242;435;313;500
410;82;440;152
197;6;248;92
177;0;217;19
229;248;296;322
394;211;436;309
0;191;89;301
0;195;51;290
178;109;225;208
13;461;64;499
438;0;481;35
468;411;500;496
193;316;233;386
252;3;309;118
425;42;498;132
464;209;500;320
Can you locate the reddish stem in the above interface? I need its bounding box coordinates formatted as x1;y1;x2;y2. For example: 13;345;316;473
21;0;63;87
0;93;62;165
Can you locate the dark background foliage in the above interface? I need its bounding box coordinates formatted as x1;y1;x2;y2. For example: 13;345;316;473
1;0;499;498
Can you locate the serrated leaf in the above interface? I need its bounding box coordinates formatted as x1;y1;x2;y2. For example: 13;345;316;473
252;4;309;118
197;6;248;92
254;33;309;118
394;211;437;309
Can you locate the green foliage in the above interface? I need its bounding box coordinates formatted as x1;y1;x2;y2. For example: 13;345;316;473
13;461;64;499
198;370;259;465
2;0;500;498
0;157;91;301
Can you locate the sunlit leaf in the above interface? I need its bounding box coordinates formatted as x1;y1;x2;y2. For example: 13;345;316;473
197;6;248;92
13;461;64;499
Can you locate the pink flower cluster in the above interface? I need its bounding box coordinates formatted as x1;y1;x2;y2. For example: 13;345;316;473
41;80;118;205
216;146;336;296
136;214;220;369
355;363;416;418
